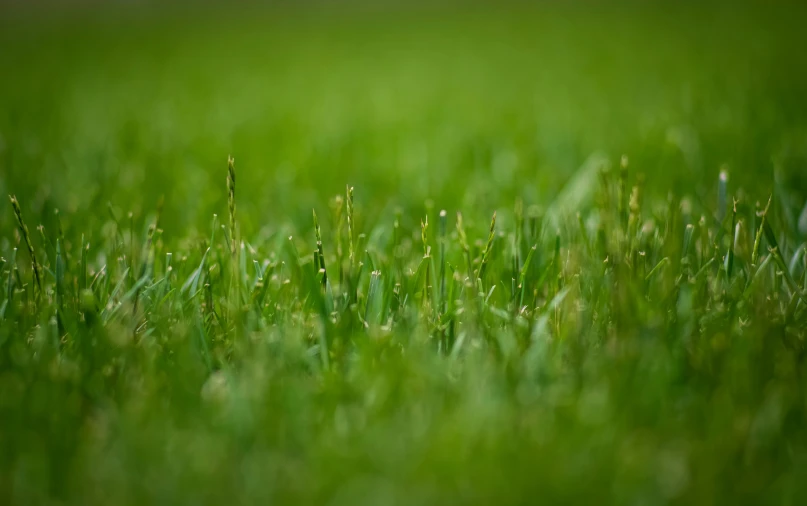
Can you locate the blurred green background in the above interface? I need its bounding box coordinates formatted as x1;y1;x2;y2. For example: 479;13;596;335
2;1;806;238
3;3;807;505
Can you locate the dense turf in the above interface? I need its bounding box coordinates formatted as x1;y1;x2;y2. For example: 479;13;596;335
2;3;807;505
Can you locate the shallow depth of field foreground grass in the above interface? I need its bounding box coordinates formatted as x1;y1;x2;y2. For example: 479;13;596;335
2;2;807;505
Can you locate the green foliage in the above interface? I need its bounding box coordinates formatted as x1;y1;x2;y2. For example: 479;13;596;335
1;3;807;505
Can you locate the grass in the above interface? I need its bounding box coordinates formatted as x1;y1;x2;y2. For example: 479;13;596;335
2;2;807;505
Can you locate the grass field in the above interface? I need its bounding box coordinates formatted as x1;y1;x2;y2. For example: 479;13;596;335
2;2;807;504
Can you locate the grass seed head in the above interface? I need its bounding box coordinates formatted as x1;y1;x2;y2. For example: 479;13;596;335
346;185;355;267
313;209;327;287
227;156;237;256
8;195;41;291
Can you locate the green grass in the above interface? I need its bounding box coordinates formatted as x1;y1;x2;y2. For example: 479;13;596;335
2;2;807;505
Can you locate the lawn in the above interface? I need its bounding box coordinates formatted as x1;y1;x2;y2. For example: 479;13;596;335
1;2;807;504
